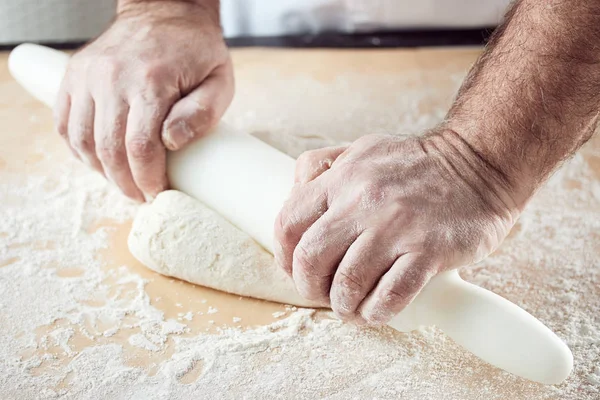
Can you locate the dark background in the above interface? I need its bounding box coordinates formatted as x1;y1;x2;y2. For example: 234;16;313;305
0;28;494;51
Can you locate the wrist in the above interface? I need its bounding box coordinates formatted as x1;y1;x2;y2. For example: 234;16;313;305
442;117;546;209
423;127;528;218
117;0;220;23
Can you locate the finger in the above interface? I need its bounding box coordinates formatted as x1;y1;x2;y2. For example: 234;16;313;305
273;181;328;276
54;92;80;160
68;93;103;173
291;209;361;305
162;60;235;150
329;229;399;322
53;85;77;154
95;98;144;202
294;146;348;184
358;253;435;326
126;98;170;200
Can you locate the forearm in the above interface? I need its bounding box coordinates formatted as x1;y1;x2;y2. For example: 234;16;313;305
445;0;600;207
117;0;220;21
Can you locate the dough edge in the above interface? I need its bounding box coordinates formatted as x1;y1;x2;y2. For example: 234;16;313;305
128;190;320;308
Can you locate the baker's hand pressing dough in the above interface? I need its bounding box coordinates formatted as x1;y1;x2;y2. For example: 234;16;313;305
54;1;234;201
274;130;521;325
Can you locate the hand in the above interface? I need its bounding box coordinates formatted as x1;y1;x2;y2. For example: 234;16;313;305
54;1;234;201
274;130;520;325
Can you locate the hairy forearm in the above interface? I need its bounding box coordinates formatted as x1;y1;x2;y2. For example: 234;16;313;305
117;0;220;21
118;0;219;9
445;0;600;206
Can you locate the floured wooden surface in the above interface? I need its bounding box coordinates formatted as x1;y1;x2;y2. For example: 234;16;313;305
0;48;598;399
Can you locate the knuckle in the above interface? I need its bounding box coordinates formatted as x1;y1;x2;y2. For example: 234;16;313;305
293;244;320;277
70;129;94;153
337;270;363;293
380;285;407;306
383;279;416;306
141;64;166;82
296;150;318;167
101;59;121;81
139;86;164;105
331;271;364;317
127;136;158;161
55;117;68;138
274;209;296;246
97;143;126;167
79;56;117;84
91;54;119;75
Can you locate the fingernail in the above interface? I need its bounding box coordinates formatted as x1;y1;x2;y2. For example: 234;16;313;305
104;172;116;186
143;193;155;203
130;193;145;203
164;120;194;150
80;155;92;168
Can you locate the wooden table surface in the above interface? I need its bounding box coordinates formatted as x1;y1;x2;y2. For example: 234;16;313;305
1;46;598;399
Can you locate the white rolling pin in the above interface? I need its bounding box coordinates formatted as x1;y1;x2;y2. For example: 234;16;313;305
9;44;573;385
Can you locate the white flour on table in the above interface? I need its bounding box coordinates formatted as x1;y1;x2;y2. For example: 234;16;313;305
0;68;599;400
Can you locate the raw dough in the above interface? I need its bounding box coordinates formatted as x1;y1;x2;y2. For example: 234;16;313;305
128;190;320;307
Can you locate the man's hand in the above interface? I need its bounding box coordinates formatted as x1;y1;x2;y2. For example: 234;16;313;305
274;131;519;325
54;0;233;201
275;0;600;325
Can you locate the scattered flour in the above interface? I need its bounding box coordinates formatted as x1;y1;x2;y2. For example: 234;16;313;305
0;60;598;400
129;334;161;352
181;312;194;322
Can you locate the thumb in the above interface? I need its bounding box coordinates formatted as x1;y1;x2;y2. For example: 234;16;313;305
162;60;234;151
